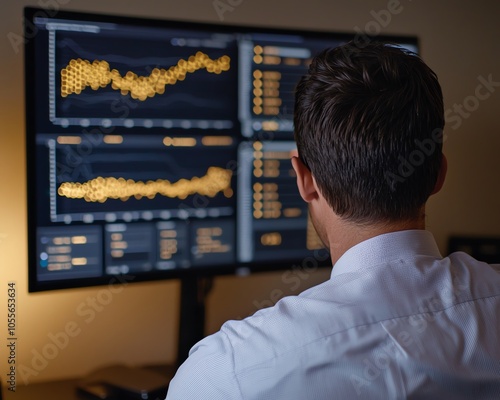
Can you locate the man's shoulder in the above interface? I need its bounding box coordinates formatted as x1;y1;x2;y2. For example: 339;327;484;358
169;254;500;399
218;282;369;367
218;252;500;364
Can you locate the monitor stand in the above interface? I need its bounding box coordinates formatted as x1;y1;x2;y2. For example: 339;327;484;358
74;275;214;399
176;275;214;367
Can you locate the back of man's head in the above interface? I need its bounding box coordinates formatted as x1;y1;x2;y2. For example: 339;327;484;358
294;41;445;224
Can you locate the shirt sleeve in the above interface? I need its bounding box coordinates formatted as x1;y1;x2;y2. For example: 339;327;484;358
165;330;242;400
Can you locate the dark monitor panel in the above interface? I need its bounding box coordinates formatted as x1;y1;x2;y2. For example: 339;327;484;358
25;7;418;291
448;236;500;264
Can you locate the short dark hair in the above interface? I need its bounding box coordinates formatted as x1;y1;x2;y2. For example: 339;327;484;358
294;41;444;224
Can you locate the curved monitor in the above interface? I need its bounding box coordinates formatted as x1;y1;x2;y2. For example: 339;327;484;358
25;7;418;292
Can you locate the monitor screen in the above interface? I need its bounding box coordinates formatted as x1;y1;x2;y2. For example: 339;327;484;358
25;7;419;292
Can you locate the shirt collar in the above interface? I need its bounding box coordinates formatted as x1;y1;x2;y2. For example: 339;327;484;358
331;229;442;279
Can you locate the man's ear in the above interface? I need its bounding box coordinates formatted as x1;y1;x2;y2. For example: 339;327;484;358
431;153;447;195
291;156;319;203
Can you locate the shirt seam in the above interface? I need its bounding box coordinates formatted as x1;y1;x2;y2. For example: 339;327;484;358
221;328;245;399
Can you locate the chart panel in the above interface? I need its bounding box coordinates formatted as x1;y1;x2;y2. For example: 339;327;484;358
37;225;102;281
239;34;345;139
36;133;236;223
237;140;324;263
45;21;237;129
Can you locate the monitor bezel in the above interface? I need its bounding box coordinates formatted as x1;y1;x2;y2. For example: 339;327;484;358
25;6;419;292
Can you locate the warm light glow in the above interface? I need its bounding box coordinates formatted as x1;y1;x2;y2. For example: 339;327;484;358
283;57;301;66
71;236;87;244
103;135;123;144
283;208;302;218
71;257;88;266
57;136;82;145
159;229;178;260
261;121;279;131
262;71;281;79
160;230;177;238
264;107;279;115
263;88;279;97
163;136;197;147
263;192;279;201
263;210;281;218
263;151;290;160
264;160;279;168
48;263;72;271
263;80;280;89
111;250;124;258
194;226;230;255
263;183;278;191
253;55;263;64
110;241;128;249
46;246;71;254
263;159;280;178
261;232;282;246
263;168;279;178
53;237;71;245
49;255;71;263
263;46;280;55
263;56;281;65
201;136;233;146
253;70;262;78
197;227;222;236
263;98;282;107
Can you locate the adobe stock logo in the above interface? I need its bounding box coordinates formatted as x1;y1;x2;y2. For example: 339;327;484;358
384;128;445;191
213;0;243;21
445;74;500;130
385;73;499;190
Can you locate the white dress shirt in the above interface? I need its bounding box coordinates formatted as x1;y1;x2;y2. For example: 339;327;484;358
166;230;500;399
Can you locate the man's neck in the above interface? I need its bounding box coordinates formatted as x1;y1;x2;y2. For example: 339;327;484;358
327;216;425;265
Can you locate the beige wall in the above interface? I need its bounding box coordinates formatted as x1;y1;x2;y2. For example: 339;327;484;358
1;0;499;389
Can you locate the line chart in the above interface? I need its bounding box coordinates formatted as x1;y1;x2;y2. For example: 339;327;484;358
57;166;233;203
60;51;231;101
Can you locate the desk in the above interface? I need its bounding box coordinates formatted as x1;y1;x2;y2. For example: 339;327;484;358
4;364;176;400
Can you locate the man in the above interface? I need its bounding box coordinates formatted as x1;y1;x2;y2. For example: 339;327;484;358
166;42;500;399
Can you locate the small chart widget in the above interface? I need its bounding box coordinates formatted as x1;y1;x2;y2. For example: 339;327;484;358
37;225;102;281
237;140;324;263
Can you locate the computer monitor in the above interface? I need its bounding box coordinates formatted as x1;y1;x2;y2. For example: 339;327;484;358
25;6;418;363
